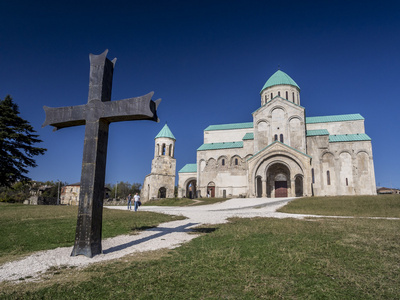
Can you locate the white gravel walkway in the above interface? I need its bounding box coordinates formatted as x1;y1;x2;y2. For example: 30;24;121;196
2;197;396;283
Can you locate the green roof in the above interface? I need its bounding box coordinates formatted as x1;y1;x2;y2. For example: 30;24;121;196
155;124;176;140
306;129;329;136
197;141;243;151
204;122;253;131
178;163;197;173
306;114;364;124
243;132;254;140
260;70;300;93
329;133;371;143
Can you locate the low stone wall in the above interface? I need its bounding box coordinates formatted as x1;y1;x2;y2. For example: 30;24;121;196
103;198;128;206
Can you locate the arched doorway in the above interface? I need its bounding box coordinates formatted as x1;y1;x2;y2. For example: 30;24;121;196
207;182;215;197
295;176;303;197
158;187;166;198
256;176;262;197
186;180;197;199
266;163;290;198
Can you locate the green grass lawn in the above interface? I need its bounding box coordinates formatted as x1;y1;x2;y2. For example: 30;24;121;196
0;204;184;265
278;194;400;217
1;196;400;299
142;197;229;206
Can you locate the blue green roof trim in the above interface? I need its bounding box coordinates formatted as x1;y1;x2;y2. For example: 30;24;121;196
252;96;304;114
248;140;311;161
306;129;329;136
155;124;176;140
329;133;371;143
306;113;364;124
260;70;300;93
197;141;243;151
243;132;254;140
179;163;197;173
204;122;253;131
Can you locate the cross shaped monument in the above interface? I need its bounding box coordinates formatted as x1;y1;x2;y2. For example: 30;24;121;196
42;50;161;258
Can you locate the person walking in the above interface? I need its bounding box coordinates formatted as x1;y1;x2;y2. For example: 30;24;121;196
134;193;141;211
127;194;132;210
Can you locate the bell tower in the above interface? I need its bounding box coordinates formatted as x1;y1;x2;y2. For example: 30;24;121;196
141;124;176;201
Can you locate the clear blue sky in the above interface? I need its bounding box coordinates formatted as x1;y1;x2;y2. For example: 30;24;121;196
1;0;399;188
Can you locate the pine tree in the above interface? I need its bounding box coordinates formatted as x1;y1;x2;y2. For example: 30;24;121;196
0;95;46;187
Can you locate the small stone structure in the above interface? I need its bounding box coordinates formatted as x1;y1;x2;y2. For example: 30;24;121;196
141;124;176;201
60;183;110;205
25;185;57;205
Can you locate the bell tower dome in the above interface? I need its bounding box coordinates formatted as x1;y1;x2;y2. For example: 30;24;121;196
260;70;300;106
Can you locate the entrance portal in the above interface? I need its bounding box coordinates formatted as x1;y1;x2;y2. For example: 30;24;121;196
207;182;215;197
275;181;288;197
266;163;290;198
158;187;166;198
186;180;197;199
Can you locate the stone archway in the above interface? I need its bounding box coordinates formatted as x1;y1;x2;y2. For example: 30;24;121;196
207;182;215;197
266;163;290;198
186;180;197;199
295;175;303;197
158;187;166;198
256;176;262;198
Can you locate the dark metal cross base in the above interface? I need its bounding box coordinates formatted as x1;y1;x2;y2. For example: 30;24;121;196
43;50;160;258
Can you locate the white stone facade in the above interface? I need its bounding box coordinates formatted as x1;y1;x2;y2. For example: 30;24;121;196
178;70;376;198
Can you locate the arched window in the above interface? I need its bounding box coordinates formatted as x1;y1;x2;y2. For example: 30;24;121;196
235;158;238;165
292;92;295;102
327;170;331;185
169;144;172;157
278;91;281;96
221;159;225;166
271;92;273;99
286;91;288;99
312;168;315;184
280;134;284;143
346;178;348;186
162;144;166;155
274;134;278;141
264;95;267;103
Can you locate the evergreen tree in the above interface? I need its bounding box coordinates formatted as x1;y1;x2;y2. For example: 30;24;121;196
0;95;46;187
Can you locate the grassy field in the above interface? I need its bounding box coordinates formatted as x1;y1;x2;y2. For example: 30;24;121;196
278;194;400;217
1;196;400;299
142;197;228;206
0;204;184;265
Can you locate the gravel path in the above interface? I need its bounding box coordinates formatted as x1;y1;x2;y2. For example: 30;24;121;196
2;197;396;283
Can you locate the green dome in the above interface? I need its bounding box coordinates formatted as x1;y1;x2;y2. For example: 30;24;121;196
155;124;176;140
260;70;300;93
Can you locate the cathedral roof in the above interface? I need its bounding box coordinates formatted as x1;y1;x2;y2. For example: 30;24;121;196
179;164;197;173
306;113;364;124
155;124;176;140
260;70;300;93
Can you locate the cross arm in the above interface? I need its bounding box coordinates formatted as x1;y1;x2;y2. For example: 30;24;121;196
102;92;161;123
42;104;87;131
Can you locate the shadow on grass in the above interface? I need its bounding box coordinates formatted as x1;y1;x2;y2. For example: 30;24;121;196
188;227;217;234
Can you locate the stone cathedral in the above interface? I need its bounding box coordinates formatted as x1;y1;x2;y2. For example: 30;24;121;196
178;70;376;198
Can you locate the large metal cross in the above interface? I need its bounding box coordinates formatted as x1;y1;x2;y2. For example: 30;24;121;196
42;50;161;258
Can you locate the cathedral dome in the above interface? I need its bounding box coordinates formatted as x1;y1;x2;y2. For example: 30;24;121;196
260;70;300;94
